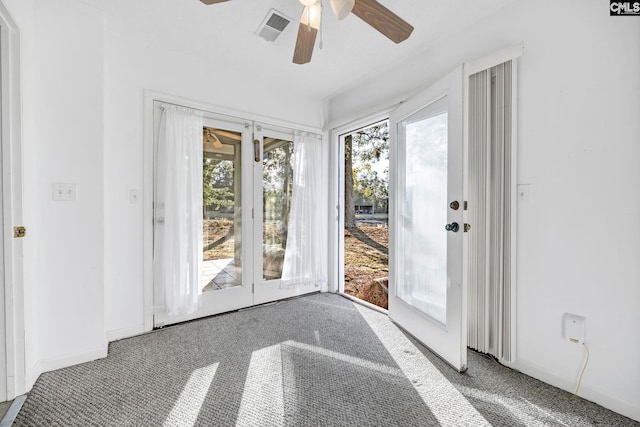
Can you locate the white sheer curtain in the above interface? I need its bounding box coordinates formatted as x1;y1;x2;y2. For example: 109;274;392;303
281;132;328;290
154;105;203;316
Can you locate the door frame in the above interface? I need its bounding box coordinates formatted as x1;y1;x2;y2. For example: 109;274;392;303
0;2;26;399
142;91;322;331
329;112;392;296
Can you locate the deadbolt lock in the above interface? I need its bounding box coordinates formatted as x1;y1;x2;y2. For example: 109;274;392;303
450;200;460;210
14;226;26;238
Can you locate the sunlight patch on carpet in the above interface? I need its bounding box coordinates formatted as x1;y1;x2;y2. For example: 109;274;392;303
354;303;491;427
163;363;219;427
236;344;285;426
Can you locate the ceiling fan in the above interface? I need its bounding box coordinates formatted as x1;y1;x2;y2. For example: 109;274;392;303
200;0;414;64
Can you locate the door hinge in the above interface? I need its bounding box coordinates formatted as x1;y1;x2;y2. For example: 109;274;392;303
252;208;254;219
464;201;468;210
252;282;254;294
13;226;26;238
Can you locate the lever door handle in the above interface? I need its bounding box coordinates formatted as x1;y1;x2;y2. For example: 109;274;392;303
254;139;261;163
445;222;459;232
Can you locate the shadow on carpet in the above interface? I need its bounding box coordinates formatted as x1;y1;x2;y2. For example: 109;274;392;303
14;293;639;426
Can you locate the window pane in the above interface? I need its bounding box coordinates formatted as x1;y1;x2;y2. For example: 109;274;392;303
202;127;242;292
263;138;294;280
397;101;448;325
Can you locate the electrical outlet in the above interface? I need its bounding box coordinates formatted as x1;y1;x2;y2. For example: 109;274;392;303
563;313;586;344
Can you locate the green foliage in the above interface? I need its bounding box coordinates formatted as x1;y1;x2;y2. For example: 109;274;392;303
203;159;234;210
350;121;389;213
263;141;293;221
352;122;389;164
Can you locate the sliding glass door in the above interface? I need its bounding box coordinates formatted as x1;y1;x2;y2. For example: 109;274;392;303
389;67;467;371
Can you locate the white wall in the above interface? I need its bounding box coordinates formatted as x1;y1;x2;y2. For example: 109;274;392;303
327;0;640;421
102;13;324;339
3;0;325;390
3;0;107;388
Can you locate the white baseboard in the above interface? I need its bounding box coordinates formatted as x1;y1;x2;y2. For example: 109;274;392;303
26;345;108;390
106;325;146;342
510;359;640;423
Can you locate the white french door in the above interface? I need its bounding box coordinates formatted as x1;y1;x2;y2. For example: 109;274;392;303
153;113;319;327
154;116;254;327
388;67;467;371
253;124;319;305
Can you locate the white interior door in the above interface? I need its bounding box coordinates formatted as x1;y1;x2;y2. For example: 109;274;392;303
388;67;467;371
0;101;6;401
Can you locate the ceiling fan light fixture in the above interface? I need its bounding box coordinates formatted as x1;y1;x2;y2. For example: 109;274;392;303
203;130;223;151
300;3;322;30
299;0;316;6
329;0;354;20
212;134;223;149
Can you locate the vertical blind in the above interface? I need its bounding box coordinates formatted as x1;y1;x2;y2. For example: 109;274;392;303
468;60;514;361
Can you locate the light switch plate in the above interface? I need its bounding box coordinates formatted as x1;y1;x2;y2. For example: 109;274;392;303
517;184;531;203
53;183;77;201
129;189;140;204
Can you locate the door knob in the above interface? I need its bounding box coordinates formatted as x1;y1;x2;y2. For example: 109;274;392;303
445;222;459;232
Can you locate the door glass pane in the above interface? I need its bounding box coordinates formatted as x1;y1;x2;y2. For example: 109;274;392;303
397;98;448;325
202;127;242;292
263;137;294;280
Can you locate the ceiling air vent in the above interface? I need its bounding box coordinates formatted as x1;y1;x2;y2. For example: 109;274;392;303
255;9;292;42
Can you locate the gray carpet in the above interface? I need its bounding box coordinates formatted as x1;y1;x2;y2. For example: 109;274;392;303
14;293;639;426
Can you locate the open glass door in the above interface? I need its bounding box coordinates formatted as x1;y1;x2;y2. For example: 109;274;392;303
388;67;467;371
154;116;254;327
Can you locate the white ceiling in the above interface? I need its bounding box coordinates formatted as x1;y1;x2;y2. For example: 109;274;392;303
82;0;516;100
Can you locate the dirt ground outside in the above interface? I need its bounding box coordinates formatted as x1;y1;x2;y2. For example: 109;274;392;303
344;223;389;309
204;218;390;309
203;218;235;260
203;218;287;279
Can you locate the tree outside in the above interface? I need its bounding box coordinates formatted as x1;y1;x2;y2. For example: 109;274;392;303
202;158;236;261
344;121;390;309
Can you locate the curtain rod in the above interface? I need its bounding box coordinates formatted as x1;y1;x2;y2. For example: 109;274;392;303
155;100;321;137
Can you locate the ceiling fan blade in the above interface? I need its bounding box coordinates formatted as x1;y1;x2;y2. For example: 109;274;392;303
200;0;229;4
292;23;318;65
351;0;413;43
